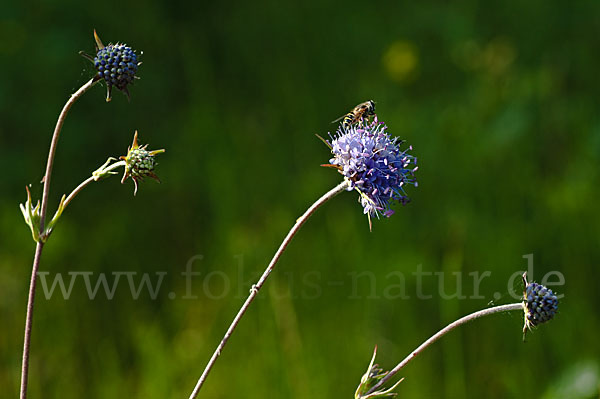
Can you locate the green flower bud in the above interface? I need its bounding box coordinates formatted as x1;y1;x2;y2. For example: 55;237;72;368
120;131;165;195
355;347;402;399
20;186;42;242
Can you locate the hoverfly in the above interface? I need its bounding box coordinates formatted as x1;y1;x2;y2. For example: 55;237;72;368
332;100;376;129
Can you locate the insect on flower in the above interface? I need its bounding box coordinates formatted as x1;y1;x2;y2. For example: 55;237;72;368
332;100;376;130
324;118;418;230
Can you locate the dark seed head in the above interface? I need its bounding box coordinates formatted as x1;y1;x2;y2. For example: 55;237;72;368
521;272;559;339
94;44;138;91
524;282;559;327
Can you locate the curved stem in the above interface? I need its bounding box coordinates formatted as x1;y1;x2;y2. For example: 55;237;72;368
366;302;524;395
38;78;96;233
63;160;126;209
188;180;350;399
20;78;96;399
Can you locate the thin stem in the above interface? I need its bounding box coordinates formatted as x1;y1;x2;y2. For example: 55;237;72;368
365;302;524;395
20;78;96;399
39;78;96;233
63;160;126;209
20;242;44;399
188;180;350;399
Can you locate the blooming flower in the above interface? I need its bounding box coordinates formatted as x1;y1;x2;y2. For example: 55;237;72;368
326;118;418;229
120;131;165;195
80;30;141;101
522;272;559;336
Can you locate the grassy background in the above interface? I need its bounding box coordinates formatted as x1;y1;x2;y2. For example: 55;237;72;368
1;0;599;398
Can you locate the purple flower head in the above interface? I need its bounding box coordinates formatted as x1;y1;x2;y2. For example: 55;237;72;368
327;118;418;227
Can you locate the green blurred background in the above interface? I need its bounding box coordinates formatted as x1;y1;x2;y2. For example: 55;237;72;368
1;0;599;398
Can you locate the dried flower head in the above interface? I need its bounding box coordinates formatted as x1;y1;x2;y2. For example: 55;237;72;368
120;131;165;195
80;30;141;102
522;272;559;337
326;118;418;229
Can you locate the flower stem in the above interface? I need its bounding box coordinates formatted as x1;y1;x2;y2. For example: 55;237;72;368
39;78;96;235
188;180;350;399
20;78;96;399
63;160;126;209
365;302;524;396
19;241;44;399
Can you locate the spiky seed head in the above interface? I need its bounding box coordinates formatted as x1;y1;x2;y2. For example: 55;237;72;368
120;131;165;195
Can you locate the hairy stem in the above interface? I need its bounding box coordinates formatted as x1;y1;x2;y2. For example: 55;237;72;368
188;180;350;399
366;302;524;395
20;78;96;399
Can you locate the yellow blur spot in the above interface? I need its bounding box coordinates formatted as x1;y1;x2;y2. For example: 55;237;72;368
382;41;419;83
482;38;516;75
452;37;516;76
